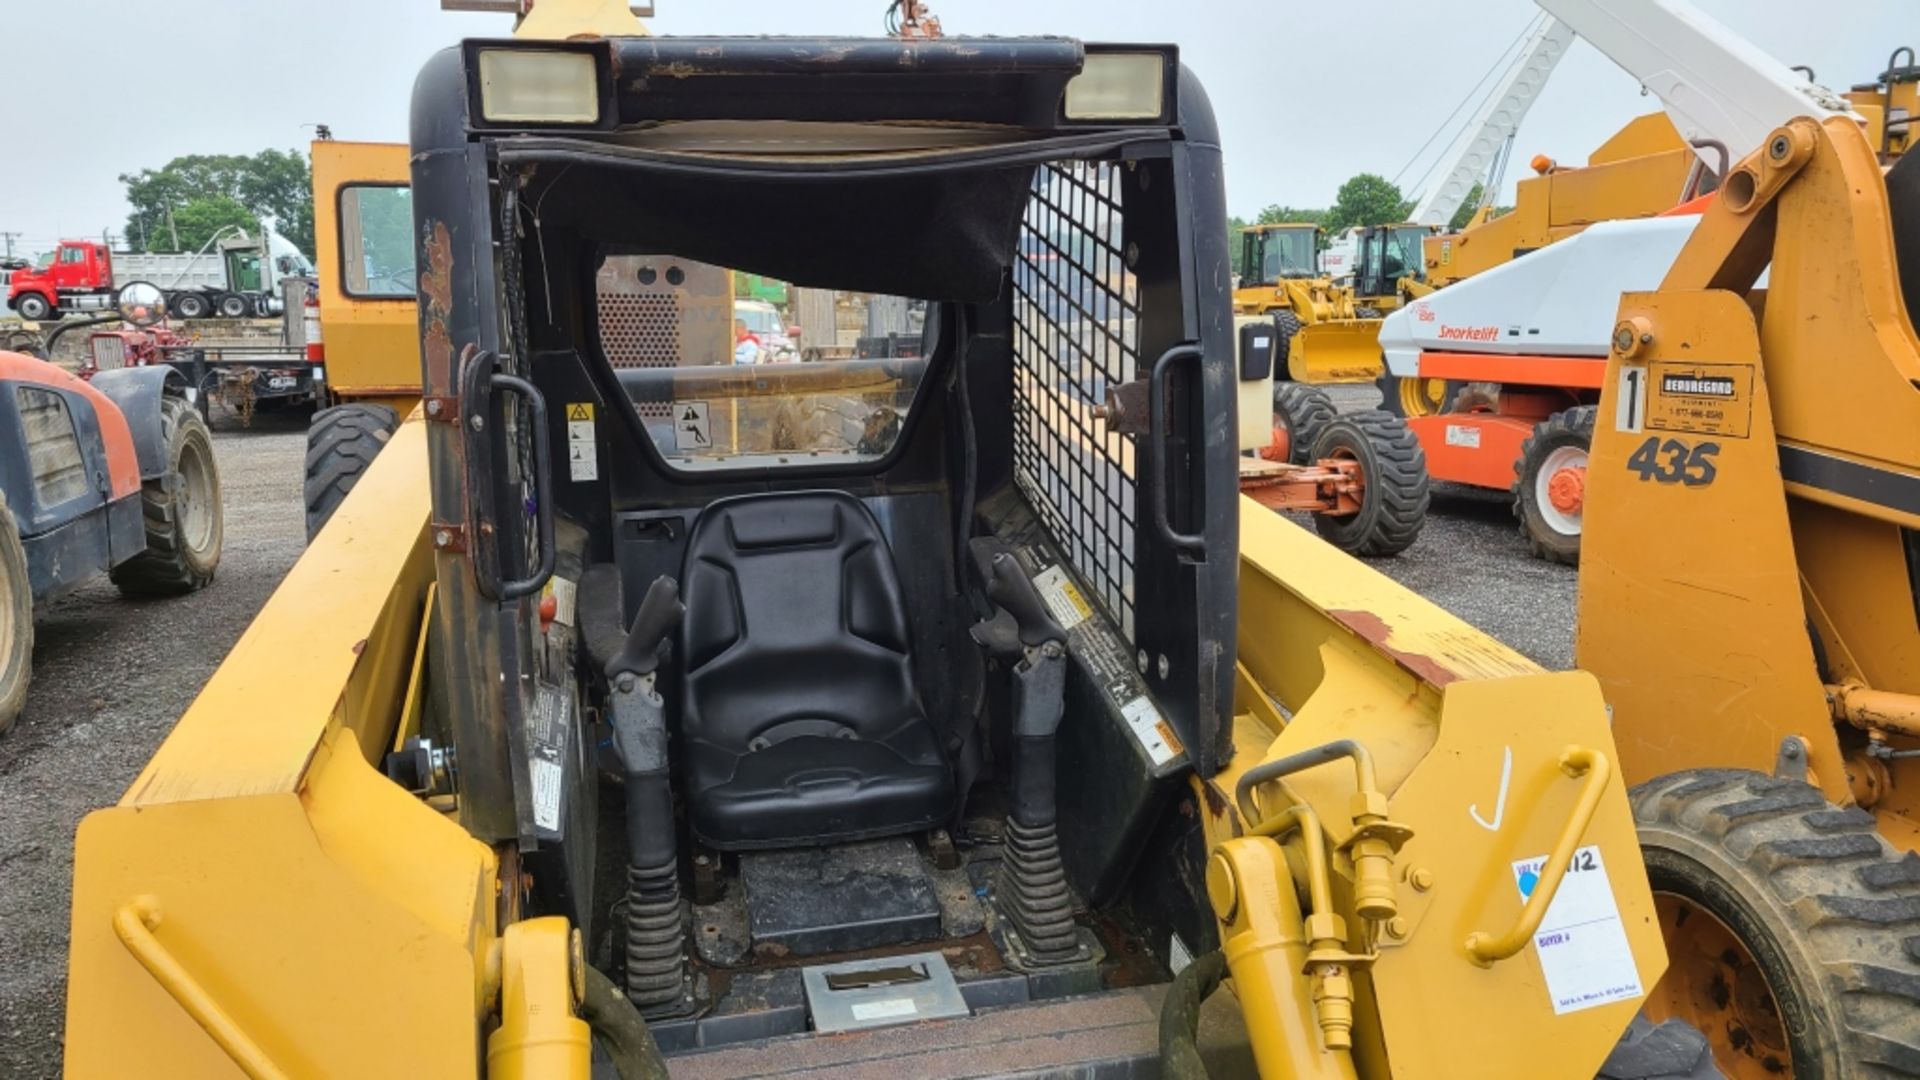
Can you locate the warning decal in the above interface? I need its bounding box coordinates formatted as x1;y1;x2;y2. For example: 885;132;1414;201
675;401;712;451
1032;565;1092;630
567;402;598;481
1645;362;1752;439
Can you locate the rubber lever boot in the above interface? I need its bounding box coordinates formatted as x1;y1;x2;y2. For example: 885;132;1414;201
966;541;1080;964
606;576;690;1014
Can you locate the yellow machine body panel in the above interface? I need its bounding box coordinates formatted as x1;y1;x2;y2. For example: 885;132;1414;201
64;414;506;1078
1425;113;1696;290
1206;505;1665;1080
1579;115;1920;827
311;140;422;407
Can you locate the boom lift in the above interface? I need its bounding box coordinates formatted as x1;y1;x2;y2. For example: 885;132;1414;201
63;9;1692;1078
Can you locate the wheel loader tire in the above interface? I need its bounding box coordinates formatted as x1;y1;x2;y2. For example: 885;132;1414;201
1264;383;1336;465
0;493;32;738
305;403;399;542
1633;769;1920;1079
110;397;222;597
1308;410;1428;557
1513;405;1594;566
1374;369;1462;419
1597;1016;1720;1080
1271;309;1302;382
14;292;52;321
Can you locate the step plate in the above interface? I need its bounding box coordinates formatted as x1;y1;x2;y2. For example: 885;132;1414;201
801;951;970;1035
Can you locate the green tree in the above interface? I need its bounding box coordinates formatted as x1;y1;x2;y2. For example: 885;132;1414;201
121;150;315;256
165;196;261;253
1448;183;1485;231
1256;204;1323;226
1324;174;1412;235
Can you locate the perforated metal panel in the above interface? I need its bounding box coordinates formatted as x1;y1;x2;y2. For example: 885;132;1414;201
596;255;732;419
1011;161;1141;641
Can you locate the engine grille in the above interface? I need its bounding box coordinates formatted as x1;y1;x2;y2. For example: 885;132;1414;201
596;255;732;420
15;387;87;506
1010;161;1141;641
89;335;127;372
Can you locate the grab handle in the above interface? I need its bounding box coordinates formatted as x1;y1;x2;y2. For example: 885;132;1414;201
1464;746;1611;966
1147;344;1206;558
115;897;290;1080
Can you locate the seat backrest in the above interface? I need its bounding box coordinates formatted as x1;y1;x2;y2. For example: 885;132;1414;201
1890;149;1920;328
680;492;922;751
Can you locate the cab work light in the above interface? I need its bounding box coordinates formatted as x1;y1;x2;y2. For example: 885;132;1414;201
1062;51;1169;122
477;48;602;124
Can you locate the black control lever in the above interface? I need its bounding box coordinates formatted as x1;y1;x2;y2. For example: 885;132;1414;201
968;538;1066;659
607;576;685;680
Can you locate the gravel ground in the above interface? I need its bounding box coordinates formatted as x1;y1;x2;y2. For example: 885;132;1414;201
0;408;308;1080
1290;385;1578;672
0;383;1577;1078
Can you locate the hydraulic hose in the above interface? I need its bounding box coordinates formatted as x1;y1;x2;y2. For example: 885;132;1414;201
578;965;670;1080
1159;950;1228;1080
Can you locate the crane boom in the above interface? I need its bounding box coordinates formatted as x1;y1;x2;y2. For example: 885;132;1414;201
1409;17;1576;227
1535;0;1859;160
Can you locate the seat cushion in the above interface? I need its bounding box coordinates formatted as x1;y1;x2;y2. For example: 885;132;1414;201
679;491;953;849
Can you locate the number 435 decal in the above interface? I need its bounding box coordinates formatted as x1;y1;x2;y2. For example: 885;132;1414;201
1626;436;1719;487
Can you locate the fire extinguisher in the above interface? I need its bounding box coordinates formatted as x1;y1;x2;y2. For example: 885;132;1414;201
303;287;324;366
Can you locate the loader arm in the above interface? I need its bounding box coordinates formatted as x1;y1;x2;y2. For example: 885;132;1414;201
61;412;568;1079
1199;502;1666;1079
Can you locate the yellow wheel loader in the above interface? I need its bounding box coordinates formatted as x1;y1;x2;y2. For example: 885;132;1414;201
66;18;1699;1080
1234;224;1382;384
1578;113;1920;1077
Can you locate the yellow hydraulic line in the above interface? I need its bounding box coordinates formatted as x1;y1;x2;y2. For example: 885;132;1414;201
1248;804;1333;920
1465;747;1609;965
113;898;290;1080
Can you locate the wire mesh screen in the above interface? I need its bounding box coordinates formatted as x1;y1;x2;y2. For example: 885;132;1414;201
1011;161;1141;641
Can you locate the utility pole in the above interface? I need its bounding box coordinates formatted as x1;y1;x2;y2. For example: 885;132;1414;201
0;232;19;260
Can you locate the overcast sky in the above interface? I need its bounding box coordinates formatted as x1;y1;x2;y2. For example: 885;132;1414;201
0;0;1908;256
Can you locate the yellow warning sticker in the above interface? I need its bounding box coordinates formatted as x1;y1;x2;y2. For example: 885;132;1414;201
566;402;595;422
1645;363;1752;439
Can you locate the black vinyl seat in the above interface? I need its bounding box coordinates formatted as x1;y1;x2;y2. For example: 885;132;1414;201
678;491;954;850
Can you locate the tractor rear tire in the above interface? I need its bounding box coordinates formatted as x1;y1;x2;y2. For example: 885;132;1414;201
1308;410;1428;557
111;397;222;597
1513;405;1595;566
1633;769;1920;1079
305;403;400;542
1375;369;1462;419
0;493;31;737
14;293;52;321
1266;383;1336;466
1271;309;1302;382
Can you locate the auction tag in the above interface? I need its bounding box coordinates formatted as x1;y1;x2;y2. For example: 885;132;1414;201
1510;845;1644;1014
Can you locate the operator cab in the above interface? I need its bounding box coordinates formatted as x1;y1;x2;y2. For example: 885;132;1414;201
1238;223;1321;286
409;34;1242;1064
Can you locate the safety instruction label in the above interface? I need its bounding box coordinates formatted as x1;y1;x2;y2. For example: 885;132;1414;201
566;402;598;481
1121;695;1183;767
543;575;578;628
1619;363;1752;438
1032;564;1092;630
529;683;572;833
1443;424;1481;449
1510;845;1645;1015
674;401;712;451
